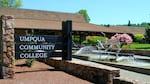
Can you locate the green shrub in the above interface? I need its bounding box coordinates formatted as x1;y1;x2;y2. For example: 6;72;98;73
82;40;88;45
134;34;145;42
26;59;36;67
73;36;80;42
82;36;107;45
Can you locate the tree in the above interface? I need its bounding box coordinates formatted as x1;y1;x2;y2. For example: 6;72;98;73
0;0;22;8
77;9;90;23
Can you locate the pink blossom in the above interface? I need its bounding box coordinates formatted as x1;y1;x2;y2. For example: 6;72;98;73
111;33;133;45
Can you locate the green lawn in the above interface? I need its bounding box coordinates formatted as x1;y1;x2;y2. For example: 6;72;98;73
122;43;150;50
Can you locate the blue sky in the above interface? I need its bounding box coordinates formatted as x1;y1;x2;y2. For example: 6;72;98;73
21;0;150;25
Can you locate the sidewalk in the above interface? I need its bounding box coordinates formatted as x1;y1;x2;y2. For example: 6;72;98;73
0;60;92;84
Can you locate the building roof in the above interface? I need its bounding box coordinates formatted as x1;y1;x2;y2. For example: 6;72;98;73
0;8;146;35
0;7;86;23
14;19;145;34
108;26;145;34
14;19;115;32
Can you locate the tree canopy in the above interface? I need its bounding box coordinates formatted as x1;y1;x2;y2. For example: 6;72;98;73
77;9;90;23
0;0;22;8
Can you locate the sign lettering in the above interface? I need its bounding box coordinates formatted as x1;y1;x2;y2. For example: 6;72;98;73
19;36;46;42
15;35;62;43
15;52;62;59
19;44;55;50
15;35;62;59
19;52;48;58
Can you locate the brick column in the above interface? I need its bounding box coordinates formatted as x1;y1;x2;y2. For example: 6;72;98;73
0;15;15;78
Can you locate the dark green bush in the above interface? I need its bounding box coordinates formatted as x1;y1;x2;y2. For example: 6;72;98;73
145;28;150;43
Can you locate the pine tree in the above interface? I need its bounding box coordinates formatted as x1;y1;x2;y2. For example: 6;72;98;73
128;20;131;26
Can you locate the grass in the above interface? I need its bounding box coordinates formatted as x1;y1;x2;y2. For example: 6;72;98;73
122;43;150;50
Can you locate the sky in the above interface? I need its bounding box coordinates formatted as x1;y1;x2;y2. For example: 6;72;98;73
21;0;150;25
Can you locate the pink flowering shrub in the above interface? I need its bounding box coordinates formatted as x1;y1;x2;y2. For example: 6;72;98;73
111;33;133;45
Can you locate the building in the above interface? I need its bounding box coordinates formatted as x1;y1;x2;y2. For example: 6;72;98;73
0;7;146;42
